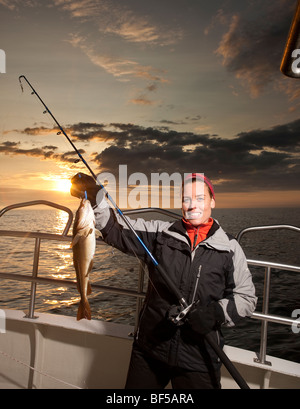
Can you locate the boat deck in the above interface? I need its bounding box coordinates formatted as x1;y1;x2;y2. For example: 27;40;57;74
0;201;300;389
0;309;299;389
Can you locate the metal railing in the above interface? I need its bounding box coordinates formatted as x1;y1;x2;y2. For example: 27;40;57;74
237;225;300;365
0;202;299;366
0;201;148;323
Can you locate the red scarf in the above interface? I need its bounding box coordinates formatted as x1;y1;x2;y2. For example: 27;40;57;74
182;217;214;250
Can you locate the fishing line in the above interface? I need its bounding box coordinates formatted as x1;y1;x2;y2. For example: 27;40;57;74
19;75;161;273
18;75;250;389
19;75;161;299
0;349;82;389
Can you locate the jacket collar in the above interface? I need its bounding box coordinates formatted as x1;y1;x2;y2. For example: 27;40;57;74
164;219;231;252
203;222;231;252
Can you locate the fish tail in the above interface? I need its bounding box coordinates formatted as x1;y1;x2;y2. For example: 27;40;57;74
77;299;92;321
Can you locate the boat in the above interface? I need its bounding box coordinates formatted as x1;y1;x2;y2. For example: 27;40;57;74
0;200;299;389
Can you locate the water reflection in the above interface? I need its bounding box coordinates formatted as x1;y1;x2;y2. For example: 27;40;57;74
1;208;139;323
1;207;300;362
54;210;72;235
44;296;80;307
51;243;73;280
52;213;74;281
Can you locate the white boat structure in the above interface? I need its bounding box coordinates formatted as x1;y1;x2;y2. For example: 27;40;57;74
0;201;299;389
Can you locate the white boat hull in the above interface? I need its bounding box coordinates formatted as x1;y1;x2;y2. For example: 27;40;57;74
0;309;299;389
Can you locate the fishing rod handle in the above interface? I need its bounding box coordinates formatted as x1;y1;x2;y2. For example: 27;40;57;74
205;332;250;389
18;75;249;389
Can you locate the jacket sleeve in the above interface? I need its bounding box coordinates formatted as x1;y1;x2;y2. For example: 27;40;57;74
93;197;172;262
218;239;257;327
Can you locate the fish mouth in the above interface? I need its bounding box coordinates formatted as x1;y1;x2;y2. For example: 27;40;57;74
80;197;89;207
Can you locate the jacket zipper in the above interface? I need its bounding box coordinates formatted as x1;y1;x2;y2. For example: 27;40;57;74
191;265;202;304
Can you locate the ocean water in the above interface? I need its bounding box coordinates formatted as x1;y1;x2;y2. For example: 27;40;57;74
0;206;299;363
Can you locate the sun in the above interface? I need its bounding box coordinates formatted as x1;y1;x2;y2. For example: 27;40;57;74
55;178;72;193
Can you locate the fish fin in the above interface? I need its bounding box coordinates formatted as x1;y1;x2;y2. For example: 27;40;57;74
77;299;91;321
87;281;92;295
71;233;83;248
95;229;101;238
73;260;81;293
81;227;93;237
87;259;94;274
72;228;93;247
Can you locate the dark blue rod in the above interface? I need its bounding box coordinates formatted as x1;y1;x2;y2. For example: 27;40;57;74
18;75;250;389
19;75;160;268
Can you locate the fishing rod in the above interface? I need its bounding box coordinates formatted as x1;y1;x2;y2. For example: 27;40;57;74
280;0;300;78
18;76;165;278
18;74;250;389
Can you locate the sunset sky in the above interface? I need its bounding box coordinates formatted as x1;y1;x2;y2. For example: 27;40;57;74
0;0;300;210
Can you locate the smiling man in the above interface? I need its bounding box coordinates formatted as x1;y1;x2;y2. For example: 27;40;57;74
181;173;216;251
182;173;215;223
71;172;257;389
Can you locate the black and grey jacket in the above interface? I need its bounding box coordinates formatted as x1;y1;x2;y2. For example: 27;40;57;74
94;203;257;372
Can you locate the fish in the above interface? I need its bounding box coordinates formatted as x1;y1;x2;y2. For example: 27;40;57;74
72;198;100;320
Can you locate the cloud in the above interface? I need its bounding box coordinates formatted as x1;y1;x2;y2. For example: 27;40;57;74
1;0;172;105
102;10;183;46
0;0;17;10
152;115;202;127
0;0;36;11
3;112;299;196
215;0;295;98
20;126;57;136
54;0;182;45
10;118;299;194
0;0;104;18
1;1;183;46
91;121;300;193
68;34;169;104
0;140;86;164
42;145;58;150
204;8;229;36
52;0;102;19
128;83;161;105
129;97;155;106
68;34;168;83
51;0;183;46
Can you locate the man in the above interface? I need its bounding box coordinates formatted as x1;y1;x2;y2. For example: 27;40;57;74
71;172;257;389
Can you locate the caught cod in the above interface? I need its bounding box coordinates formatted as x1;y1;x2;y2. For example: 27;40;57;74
72;198;100;320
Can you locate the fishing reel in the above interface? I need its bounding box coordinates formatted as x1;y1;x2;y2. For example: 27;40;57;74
167;302;196;326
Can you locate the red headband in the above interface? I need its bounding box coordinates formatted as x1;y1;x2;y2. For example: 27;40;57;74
183;173;215;200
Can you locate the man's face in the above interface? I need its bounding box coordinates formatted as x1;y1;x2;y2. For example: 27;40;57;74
182;180;215;226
